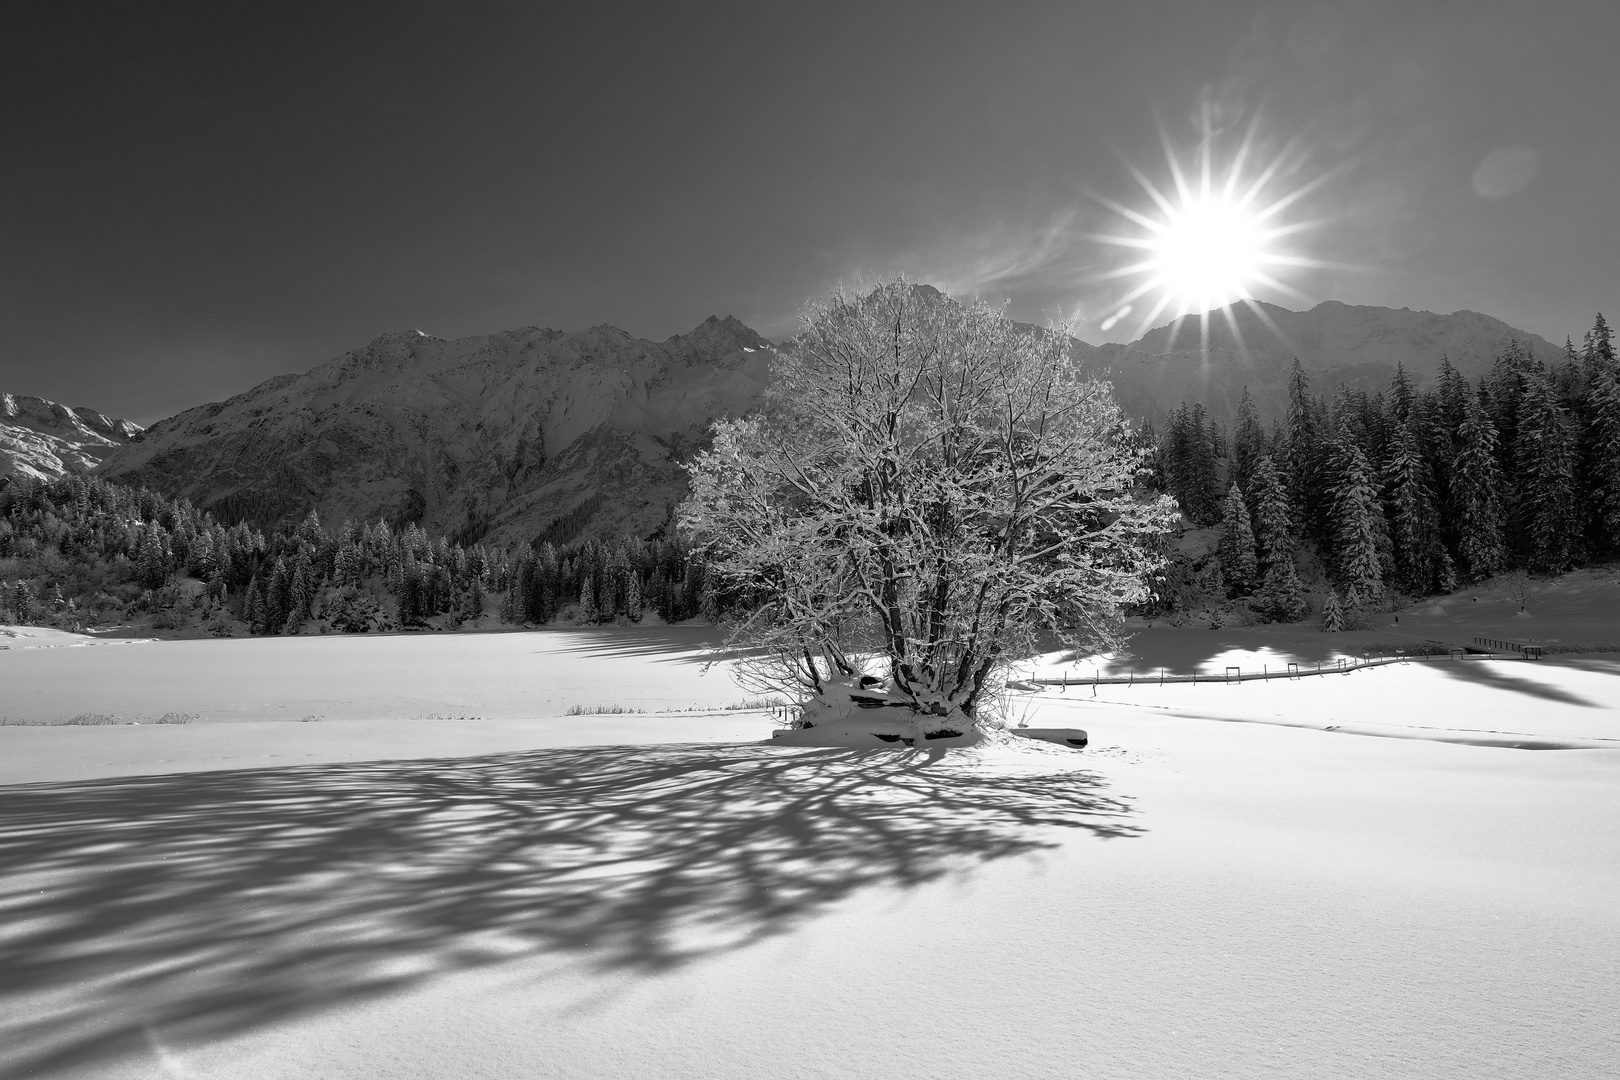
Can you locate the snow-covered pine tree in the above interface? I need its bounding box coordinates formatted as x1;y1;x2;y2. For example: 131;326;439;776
244;579;268;635
1329;441;1384;604
289;551;314;620
1285;360;1327;542
1451;391;1506;581
1231;387;1266;510
134;526;167;590
1248;453;1294;572
1582;313;1614;389
580;573;598;623
1382;423;1446;595
1320;587;1344;632
1344;585;1368;631
12;579;36;624
1187;403;1222;525
680;278;1175;735
1253;553;1307;623
1514;367;1580;574
1590;363;1620;557
1216;482;1258;595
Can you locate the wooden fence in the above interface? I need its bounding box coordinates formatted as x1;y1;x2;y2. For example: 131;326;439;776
1014;646;1534;689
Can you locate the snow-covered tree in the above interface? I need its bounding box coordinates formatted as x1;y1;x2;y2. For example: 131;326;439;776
1253;553;1307;623
1231;387;1266;508
1329;441;1384;603
1216;482;1258;595
1515;368;1579;574
1451;392;1507;581
1248;453;1294;571
1382;423;1447;594
1320;587;1343;633
679;279;1175;734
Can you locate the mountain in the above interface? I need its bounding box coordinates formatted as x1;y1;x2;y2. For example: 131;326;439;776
95;317;772;545
1089;299;1567;427
80;295;1568;547
0;394;143;481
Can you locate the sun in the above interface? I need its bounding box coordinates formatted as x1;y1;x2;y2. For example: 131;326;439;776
1148;193;1266;311
1088;121;1332;343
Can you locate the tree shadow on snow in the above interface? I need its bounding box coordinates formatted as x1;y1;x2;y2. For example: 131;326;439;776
547;624;728;663
0;744;1139;1078
1433;658;1604;707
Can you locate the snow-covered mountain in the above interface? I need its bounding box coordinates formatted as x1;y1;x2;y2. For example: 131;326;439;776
0;394;143;481
1089;299;1566;426
94;317;772;545
78;296;1568;544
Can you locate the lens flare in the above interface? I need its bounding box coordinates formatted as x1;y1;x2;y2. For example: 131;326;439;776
1088;117;1335;347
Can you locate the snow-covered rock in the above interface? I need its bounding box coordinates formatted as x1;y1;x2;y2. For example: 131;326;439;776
0;393;143;481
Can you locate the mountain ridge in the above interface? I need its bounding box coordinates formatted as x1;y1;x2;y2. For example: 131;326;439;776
0;394;144;481
5;294;1575;543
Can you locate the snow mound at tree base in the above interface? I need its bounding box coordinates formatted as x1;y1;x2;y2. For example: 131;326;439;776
767;681;984;748
768;712;986;749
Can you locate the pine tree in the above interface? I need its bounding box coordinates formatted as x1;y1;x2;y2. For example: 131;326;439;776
1248;454;1294;571
1451;391;1507;581
1231;387;1266;508
1382;423;1446;594
1186;403;1221;525
1515;368;1579;574
580;573;599;623
1582;313;1615;388
1590;365;1620;556
1216;483;1258;595
12;580;36;624
245;580;268;635
1285;360;1327;541
289;551;314;621
1329;441;1384;603
1253;553;1307;623
1344;586;1369;631
1320;588;1344;633
135;526;167;589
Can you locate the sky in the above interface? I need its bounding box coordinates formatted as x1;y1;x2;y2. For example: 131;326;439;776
3;0;1616;426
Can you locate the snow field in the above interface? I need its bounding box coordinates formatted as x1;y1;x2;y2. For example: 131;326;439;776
0;628;1617;1078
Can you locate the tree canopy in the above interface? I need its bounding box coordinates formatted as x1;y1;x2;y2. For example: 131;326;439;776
678;279;1174;727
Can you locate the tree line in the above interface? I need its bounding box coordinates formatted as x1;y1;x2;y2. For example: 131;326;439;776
0;473;710;633
1146;313;1617;626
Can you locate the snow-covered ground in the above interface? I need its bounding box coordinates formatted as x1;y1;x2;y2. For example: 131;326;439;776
1;627;1617;1079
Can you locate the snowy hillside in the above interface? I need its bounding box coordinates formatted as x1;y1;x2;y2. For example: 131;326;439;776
0;393;143;481
96;317;773;545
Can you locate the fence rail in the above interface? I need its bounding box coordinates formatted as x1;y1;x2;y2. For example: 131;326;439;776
1015;646;1533;689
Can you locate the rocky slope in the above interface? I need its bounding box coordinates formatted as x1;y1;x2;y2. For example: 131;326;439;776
1091;300;1566;426
1;394;143;481
95;317;772;545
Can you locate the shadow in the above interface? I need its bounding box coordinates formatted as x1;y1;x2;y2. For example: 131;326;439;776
547;624;727;663
1434;659;1603;707
0;743;1139;1078
1094;626;1379;676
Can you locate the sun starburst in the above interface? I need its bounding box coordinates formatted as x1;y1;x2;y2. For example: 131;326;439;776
1088;117;1335;348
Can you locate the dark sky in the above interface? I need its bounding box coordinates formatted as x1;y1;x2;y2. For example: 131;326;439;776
4;0;1615;425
